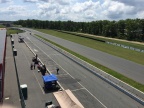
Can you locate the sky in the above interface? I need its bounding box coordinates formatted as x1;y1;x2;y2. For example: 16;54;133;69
0;0;144;22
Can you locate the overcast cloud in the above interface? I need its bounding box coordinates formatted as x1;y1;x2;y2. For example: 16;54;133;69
0;0;144;21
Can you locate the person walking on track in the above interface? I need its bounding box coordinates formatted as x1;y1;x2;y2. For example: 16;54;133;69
30;63;33;70
56;67;59;74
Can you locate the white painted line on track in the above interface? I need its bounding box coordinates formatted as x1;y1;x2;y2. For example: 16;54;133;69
71;88;85;92
49;54;61;56
56;73;68;76
32;70;45;94
34;49;38;52
46;64;57;67
27;36;107;108
5;97;10;100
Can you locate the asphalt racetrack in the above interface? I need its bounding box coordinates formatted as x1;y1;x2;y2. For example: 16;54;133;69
23;28;144;85
18;31;144;108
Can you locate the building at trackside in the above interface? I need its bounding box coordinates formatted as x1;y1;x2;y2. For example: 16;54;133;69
0;28;7;103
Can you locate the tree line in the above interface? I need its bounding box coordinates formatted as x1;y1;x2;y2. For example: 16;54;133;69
14;19;144;42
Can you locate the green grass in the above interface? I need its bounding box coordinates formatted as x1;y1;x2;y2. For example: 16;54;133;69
0;24;5;28
6;28;23;36
13;25;22;27
68;31;144;49
0;25;23;35
47;30;144;50
35;34;144;92
35;29;144;65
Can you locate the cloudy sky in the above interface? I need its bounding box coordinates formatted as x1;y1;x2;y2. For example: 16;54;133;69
0;0;144;21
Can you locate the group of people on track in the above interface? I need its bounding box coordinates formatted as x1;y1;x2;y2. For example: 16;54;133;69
30;54;59;75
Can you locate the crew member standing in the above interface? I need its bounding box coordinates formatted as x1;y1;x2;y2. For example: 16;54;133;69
56;67;59;74
36;54;38;60
30;63;33;70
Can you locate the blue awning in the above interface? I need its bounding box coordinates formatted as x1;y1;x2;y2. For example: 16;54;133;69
42;74;58;83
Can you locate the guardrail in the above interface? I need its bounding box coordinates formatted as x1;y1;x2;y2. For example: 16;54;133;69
31;34;144;106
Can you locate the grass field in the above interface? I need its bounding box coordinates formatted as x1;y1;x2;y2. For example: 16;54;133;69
35;34;144;92
0;24;5;28
0;25;23;35
66;31;144;49
35;29;144;65
6;28;23;35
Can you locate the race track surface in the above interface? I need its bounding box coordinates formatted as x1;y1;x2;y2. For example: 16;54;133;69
23;28;144;85
18;31;144;108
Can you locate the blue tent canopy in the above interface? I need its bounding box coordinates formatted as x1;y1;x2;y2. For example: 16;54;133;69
42;74;58;83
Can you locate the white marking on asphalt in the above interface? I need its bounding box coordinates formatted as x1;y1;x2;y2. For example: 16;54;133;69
47;64;57;66
34;49;38;52
50;54;61;56
56;73;68;76
5;97;9;100
28;37;107;108
71;88;85;92
32;70;45;94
